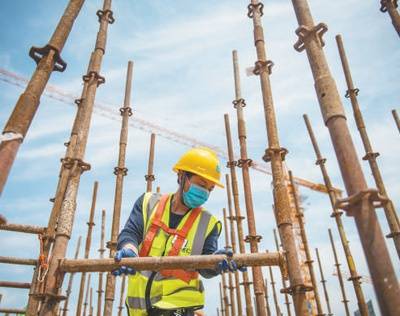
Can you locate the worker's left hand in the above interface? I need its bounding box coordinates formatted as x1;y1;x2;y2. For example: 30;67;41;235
214;248;247;274
112;247;137;276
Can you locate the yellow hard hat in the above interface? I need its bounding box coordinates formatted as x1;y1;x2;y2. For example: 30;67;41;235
173;147;224;188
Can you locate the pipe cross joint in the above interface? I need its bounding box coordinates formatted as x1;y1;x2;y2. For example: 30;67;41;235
29;44;67;72
294;23;328;52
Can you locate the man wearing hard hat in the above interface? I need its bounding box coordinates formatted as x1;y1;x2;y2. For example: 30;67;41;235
114;147;244;316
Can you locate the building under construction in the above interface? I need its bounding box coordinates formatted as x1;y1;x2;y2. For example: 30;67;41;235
0;1;399;315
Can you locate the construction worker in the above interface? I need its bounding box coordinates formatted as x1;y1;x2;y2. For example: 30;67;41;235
113;147;244;316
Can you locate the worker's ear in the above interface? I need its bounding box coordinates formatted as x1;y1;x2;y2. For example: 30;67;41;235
177;171;183;185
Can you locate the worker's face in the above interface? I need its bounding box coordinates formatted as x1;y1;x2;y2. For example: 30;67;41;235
179;172;215;194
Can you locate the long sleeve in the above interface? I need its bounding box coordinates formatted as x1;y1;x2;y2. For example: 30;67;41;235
199;221;221;278
117;193;145;250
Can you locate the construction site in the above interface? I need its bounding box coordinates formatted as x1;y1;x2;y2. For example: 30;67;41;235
0;0;399;315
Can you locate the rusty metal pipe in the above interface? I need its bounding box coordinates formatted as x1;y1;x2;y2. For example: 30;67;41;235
0;256;37;266
225;174;243;316
263;278;271;316
303;114;368;316
77;181;98;315
288;171;324;315
266;264;281;316
291;1;400;314
392;109;400;134
145;133;156;192
61;236;82;316
328;229;350;316
379;0;400;37
336;34;400;257
60;252;282;273
0;0;85;195
231;49;267;315
0;281;31;289
117;275;126;316
222;207;236;316
38;1;113;314
221;272;231;316
273;229;291;316
89;287;94;316
103;59;134;315
0;308;27;314
247;1;308;314
0;223;46;235
224;115;254;316
97;209;106;316
220;282;225;316
315;248;332;316
83;274;91;316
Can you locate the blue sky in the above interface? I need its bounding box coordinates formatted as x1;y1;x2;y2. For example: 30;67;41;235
0;0;399;315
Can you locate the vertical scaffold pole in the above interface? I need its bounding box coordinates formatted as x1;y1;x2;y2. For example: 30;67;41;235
328;229;350;316
392;109;400;134
224;114;254;316
379;0;400;37
303;114;368;316
263;278;272;316
83;274;92;316
103;59;133;315
61;236;82;316
223;207;236;316
247;1;307;314
288;171;324;315
273;229;291;316
77;181;98;315
268;264;282;316
38;1;114;313
145;133;156;192
336;34;400;258
220;282;226;316
117;275;126;316
97;209;106;316
231;49;267;315
290;1;400;314
89;287;93;316
225;174;243;316
0;0;85;195
221;270;231;316
315;248;333;316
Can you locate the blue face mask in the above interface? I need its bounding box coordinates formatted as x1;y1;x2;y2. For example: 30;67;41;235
182;183;210;209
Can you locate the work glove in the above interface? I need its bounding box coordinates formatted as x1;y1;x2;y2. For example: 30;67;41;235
112;247;137;276
214;248;247;274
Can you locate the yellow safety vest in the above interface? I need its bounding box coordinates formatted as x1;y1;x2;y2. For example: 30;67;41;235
126;193;220;316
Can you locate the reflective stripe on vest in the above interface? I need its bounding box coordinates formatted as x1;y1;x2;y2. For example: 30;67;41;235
127;295;162;309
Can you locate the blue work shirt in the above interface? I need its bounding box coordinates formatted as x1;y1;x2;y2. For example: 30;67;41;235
117;193;221;278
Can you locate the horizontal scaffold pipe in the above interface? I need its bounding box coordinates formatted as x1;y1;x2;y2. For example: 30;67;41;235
0;281;31;289
61;252;283;273
0;308;27;314
0;223;46;234
0;256;37;266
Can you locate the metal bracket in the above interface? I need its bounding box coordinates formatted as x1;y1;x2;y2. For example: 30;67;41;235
106;240;117;250
49;197;55;203
293;23;328;53
96;9;115;24
345;88;360;98
74;98;84;106
244;234;262;243
362;151;380;161
263;147;288;162
240;281;253;286
330;210;344;218
247;2;264;18
29;44;67;72
237;158;253;168
380;0;398;12
233;98;246;108
61;157;91;173
335;188;389;214
82;71;105;87
145;174;155;181
315;157;327;165
280;283;313;294
253;60;274;75
114;166;128;176
226;160;238;168
63;141;70;147
119;107;133;116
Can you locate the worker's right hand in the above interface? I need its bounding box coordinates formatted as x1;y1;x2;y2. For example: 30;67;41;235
112;247;137;276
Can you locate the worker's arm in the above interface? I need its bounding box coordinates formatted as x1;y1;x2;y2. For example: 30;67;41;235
198;222;221;279
117;193;145;252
